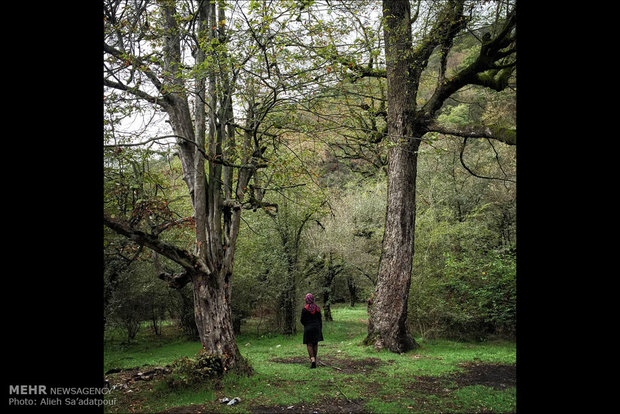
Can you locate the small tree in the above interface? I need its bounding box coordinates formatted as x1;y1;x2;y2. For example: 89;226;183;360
105;258;169;342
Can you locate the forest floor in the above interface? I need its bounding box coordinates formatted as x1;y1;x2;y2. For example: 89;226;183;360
103;306;516;413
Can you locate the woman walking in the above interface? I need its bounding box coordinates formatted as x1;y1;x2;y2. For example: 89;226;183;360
300;293;323;368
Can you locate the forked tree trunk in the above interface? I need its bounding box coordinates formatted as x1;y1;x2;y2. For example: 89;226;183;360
140;0;253;371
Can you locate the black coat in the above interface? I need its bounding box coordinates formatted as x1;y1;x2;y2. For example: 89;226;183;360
300;307;324;344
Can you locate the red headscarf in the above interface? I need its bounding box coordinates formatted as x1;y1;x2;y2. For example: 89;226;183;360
305;293;320;314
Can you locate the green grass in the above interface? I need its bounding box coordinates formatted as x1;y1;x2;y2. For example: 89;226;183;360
104;305;516;413
104;325;202;373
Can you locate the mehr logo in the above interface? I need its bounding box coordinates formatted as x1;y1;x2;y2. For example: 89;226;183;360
9;385;47;395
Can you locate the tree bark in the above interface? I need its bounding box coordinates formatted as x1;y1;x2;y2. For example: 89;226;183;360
191;269;240;366
366;0;422;353
366;138;420;352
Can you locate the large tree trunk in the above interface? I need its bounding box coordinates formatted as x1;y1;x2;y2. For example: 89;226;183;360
191;269;243;370
366;0;420;353
366;140;420;352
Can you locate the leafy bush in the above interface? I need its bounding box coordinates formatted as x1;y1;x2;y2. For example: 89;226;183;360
166;349;224;388
409;202;516;341
443;249;516;338
411;248;515;341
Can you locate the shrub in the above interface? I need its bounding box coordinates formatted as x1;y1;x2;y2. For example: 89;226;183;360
441;249;516;340
166;349;224;388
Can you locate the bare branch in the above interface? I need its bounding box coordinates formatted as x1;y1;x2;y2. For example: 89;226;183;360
104;134;268;170
103;134;192;148
459;137;515;183
103;42;166;104
103;214;206;274
426;121;516;145
153;216;195;235
103;78;163;106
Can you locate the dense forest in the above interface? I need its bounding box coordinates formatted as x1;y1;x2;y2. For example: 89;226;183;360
103;0;515;371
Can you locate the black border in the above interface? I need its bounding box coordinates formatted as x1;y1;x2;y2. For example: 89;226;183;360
5;2;104;412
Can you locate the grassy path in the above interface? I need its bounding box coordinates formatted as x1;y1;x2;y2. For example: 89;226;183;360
104;306;516;413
